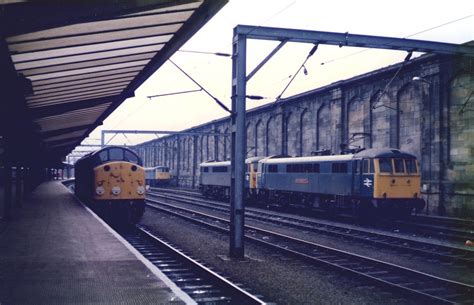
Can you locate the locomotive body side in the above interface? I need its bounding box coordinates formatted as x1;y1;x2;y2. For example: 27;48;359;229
199;161;231;198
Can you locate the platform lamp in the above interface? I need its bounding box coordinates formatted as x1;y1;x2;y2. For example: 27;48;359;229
411;76;441;215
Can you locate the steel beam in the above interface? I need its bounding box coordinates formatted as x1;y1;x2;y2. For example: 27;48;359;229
236;25;474;56
246;40;286;82
101;129;229;146
229;28;247;259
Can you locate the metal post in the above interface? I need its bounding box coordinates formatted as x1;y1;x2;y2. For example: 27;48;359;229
101;130;105;147
230;29;247;258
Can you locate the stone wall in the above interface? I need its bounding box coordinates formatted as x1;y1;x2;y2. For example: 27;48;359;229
134;53;474;218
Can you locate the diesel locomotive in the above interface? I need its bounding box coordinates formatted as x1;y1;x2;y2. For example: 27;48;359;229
75;146;146;224
199;148;425;216
145;166;171;187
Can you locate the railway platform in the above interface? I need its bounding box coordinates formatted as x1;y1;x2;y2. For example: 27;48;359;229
0;181;193;305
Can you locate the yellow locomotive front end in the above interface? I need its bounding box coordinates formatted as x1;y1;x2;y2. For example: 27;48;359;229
372;156;425;214
94;161;146;200
155;170;171;182
93;161;146;224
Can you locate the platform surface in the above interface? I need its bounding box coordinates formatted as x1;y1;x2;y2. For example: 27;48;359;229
0;181;187;305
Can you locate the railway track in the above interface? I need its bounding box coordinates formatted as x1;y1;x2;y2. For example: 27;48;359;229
145;198;474;304
151;187;474;243
147;190;474;267
119;225;266;305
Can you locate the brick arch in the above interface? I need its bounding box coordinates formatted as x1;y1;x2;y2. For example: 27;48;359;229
449;72;474;169
171;140;178;170
370;90;391;148
255;119;265;156
316;103;331;151
180;138;185;170
200;135;206;162
187;138;192;171
347;95;368;149
207;133;214;161
397;82;423;158
300;108;312;156
223;128;230;160
285;111;300;156
246;122;253;158
266;115;280;155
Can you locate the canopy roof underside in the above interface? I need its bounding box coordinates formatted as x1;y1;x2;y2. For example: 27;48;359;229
0;0;226;166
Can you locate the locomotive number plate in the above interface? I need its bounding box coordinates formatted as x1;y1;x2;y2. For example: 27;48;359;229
295;178;309;184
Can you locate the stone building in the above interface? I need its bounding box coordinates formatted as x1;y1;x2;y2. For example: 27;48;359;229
134;52;474;217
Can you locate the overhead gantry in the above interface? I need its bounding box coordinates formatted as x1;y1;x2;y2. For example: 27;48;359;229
229;25;474;258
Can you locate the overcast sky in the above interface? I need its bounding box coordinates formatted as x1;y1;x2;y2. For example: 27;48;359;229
76;0;473;152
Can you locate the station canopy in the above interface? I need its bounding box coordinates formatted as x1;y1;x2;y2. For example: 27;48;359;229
0;0;226;166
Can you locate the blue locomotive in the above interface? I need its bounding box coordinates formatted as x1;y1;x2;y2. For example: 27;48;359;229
199;148;425;216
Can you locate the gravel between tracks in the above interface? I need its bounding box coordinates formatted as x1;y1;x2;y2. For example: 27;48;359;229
140;208;420;305
153;197;474;286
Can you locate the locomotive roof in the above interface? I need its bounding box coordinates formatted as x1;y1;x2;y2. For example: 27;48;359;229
354;148;417;159
260;148;417;164
75;145;139;165
246;156;266;163
88;146;138;158
200;160;231;167
261;154;354;164
200;156;265;167
145;165;168;170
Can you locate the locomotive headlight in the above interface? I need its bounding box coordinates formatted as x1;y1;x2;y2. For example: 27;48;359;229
137;186;145;195
95;186;105;196
111;186;121;196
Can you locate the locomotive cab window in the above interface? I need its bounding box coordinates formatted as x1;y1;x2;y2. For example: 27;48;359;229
99;150;108;162
378;158;392;173
362;159;374;173
124;150;139;164
109;148;124;161
405;159;418;174
354;160;360;173
393;159;405;173
202;167;209;173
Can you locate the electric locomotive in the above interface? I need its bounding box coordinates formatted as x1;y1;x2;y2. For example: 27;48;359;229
199;156;265;199
257;148;425;216
75;146;146;224
145;166;171;187
199;148;425;217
